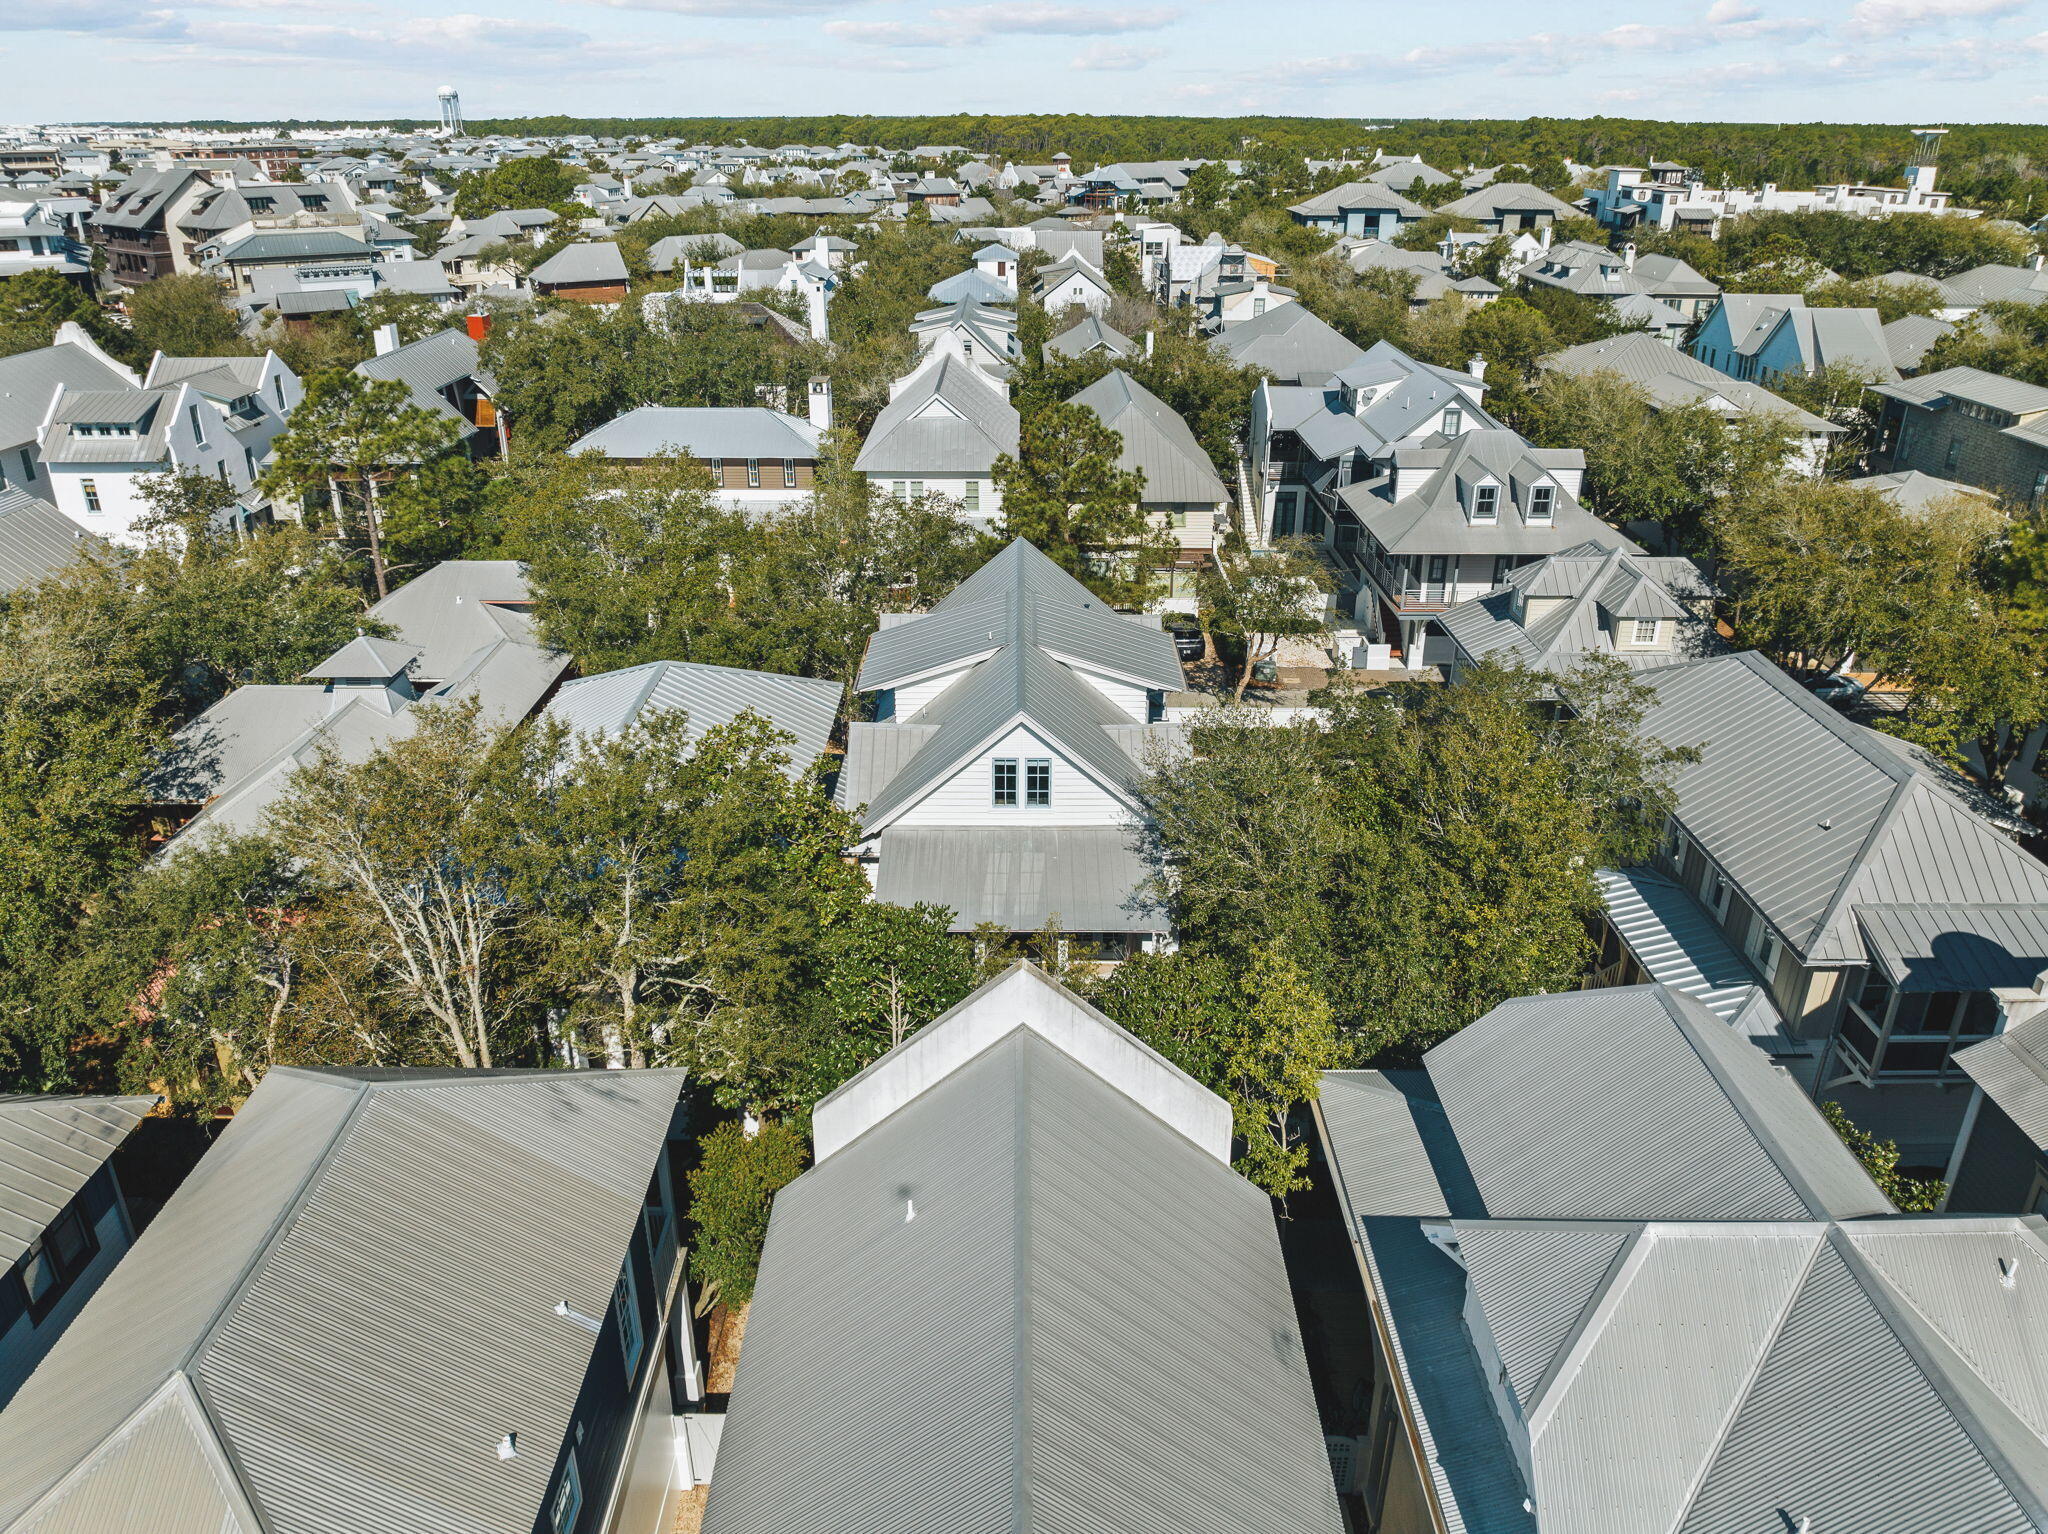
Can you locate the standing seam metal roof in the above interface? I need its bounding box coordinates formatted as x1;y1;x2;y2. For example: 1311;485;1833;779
0;1095;156;1267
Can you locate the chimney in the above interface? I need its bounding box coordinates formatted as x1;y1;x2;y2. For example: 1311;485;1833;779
1145;329;1155;358
808;374;833;432
373;322;401;357
1540;225;1554;250
1623;241;1637;271
2035;252;2046;272
1467;354;1487;382
464;312;491;343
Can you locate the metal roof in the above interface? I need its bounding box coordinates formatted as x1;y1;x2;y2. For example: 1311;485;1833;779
366;559;533;681
1341;429;1613;558
353;328;482;424
853;353;1018;477
1632;652;2048;966
569;405;819;461
1871;364;2048;418
1209;302;1363;383
703;1015;1342;1534
1540;331;1837;435
1288;179;1429;218
872;825;1163;932
1856;903;2048;993
1066;369;1230;505
303;633;421;680
1437;544;1712;674
1594;866;1785;1037
1424;985;1892;1221
1043;314;1136;360
0;1096;156;1269
213;230;373;264
1436;181;1582;222
542;659;841;773
0;1066;687;1534
529;241;628;285
0;486;97;594
1957;1013;2048;1147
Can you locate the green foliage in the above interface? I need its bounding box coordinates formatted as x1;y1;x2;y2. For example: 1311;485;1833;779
451;156;579;219
1135;661;1693;1060
0;269;129;362
479;295;830;453
1199;539;1333;700
809;901;975;1095
995;399;1164;607
126;274;252;360
1923;299;2048;389
1091;944;1340;1195
1395;213;1485;251
1806;275;1944;323
687;1118;807;1307
1820;1101;1944;1211
1714;208;2035;281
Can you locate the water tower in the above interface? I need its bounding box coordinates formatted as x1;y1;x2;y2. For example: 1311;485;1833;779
437;86;463;138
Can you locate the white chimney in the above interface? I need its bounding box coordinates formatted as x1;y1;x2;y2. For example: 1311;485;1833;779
1467;354;1487;382
1623;241;1637;271
808;374;833;432
1145;329;1155;358
373;322;401;356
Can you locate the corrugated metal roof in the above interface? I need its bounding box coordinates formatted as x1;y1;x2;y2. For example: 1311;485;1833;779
0;1096;155;1268
1633;652;2048;965
367;559;532;681
530;241;628;286
853;353;1018;477
0;341;135;450
1595;866;1783;1033
1424;986;1892;1220
1957;1015;2048;1147
702;1026;1344;1534
1043;315;1135;359
569;405;818;461
1541;331;1836;433
0;1067;686;1534
214;230;372;264
542;659;840;773
353;328;481;424
0;486;97;594
1872;365;2048;418
1067;369;1230;506
872;825;1162;932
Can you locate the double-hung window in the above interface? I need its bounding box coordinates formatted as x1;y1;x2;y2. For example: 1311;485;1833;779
747;458;761;488
1025;759;1051;807
1442;406;1463;437
992;758;1019;806
1471;484;1499;523
783;459;797;488
81;479;101;513
1527;484;1555;524
964;479;981;515
613;1264;644;1382
707;457;723;484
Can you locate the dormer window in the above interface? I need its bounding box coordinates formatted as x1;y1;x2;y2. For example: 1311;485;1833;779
1527;484;1554;524
1442;406;1463;437
1630;618;1659;646
1471;484;1499;524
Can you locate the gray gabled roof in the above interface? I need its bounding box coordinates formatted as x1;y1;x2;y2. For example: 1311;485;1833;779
0;1095;157;1270
541;659;840;773
703;969;1341;1534
0;339;135;449
1043;314;1136;360
1437;541;1712;673
0;485;98;594
1870;364;2048;418
1634;651;2048;964
1881;312;1958;372
853;354;1018;477
0;1066;687;1534
1340;428;1612;557
366;559;533;680
1542;331;1837;434
353;328;482;425
1958;1011;2048;1147
529;240;628;286
569;405;819;461
1208;302;1362;384
1289;179;1428;219
212;229;372;264
1067;369;1229;505
872;825;1162;933
303;633;420;681
1436;180;1582;222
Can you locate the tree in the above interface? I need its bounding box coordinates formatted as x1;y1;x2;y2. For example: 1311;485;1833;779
686;1119;807;1308
451;157;579;218
1090;944;1341;1196
0;269;126;362
126;274;252;360
260;371;468;597
1455;295;1557;393
1821;1101;1943;1210
1199;539;1333;699
813;901;974;1090
265;700;544;1070
994;400;1163;606
1180;159;1230;211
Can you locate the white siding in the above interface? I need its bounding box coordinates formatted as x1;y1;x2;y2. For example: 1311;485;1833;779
1068;669;1150;722
894;666;975;721
892;723;1124;827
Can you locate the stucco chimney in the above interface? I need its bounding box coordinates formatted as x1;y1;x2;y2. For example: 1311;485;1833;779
373;323;401;357
808;374;833;432
1623;241;1637;271
1467;354;1487;382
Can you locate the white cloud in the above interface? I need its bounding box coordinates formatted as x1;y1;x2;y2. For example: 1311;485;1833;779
822;17;953;43
1844;0;2030;36
1071;41;1166;68
579;0;868;15
929;3;1178;34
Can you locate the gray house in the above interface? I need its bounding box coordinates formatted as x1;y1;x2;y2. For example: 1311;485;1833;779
1868;365;2048;511
838;539;1184;958
0;1095;156;1408
854;352;1019;525
1587;649;2048;1168
1435;540;1713;676
1287;180;1429;239
1316;983;2048;1533
0;1066;700;1534
1067;369;1231;585
703;962;1346;1534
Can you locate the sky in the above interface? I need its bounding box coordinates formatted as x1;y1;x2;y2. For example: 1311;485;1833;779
4;0;2047;127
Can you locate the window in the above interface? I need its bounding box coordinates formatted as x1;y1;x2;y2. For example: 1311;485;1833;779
188;404;205;445
1493;554;1515;586
81;479;100;513
1631;618;1660;646
910;480;924;498
1442;406;1464;437
892;480;908;500
244;446;256;477
1663;824;1688;874
783;459;797;488
746;458;760;488
614;1264;644;1382
707;457;723;483
273;376;284;408
1426;554;1449;589
1471;484;1499;523
2034;470;2047;512
1747;918;1782;983
1704;867;1732;920
1527;484;1555;524
14;1206;97;1323
1274;490;1298;536
550;1452;583;1534
1025;759;1051;807
992;758;1019;806
18;449;29;481
1944;436;1961;474
1170;506;1188;530
1252;296;1267;316
964;479;981;515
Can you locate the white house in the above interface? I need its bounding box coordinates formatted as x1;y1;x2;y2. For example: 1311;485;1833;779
854;352;1018;527
837;539;1186;961
1032;254;1112;317
38;351;302;544
0;323;140;503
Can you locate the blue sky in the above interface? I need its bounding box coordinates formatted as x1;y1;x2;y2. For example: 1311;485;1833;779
4;0;2046;126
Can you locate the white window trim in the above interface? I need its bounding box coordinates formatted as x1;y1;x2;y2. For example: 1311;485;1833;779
1470;482;1500;523
615;1263;644;1382
551;1450;583;1534
1630;618;1660;646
